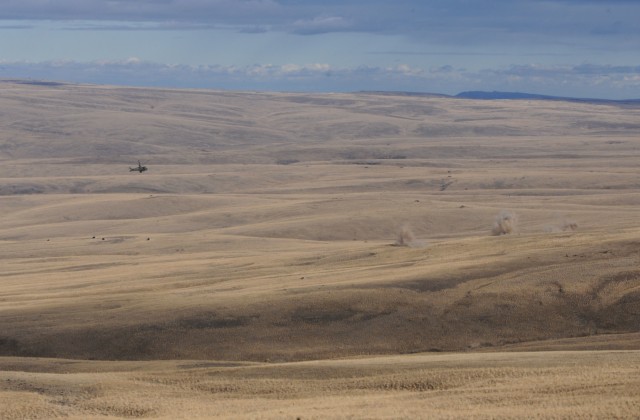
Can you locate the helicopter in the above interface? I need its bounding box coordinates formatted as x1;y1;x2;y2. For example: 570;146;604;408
129;161;148;173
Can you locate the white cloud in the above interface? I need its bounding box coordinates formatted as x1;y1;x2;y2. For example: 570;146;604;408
1;0;638;77
280;64;302;73
123;57;142;65
393;64;424;77
292;15;352;35
1;59;639;98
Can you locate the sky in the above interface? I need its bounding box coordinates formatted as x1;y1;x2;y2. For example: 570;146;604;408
0;0;639;98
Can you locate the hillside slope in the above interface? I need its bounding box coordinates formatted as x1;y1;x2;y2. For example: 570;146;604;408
1;81;639;362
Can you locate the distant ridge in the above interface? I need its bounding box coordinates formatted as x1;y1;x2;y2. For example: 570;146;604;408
456;91;556;100
1;78;68;87
358;89;640;104
356;90;449;98
2;80;639;104
455;90;640;104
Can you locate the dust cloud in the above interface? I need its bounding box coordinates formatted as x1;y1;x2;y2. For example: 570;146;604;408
544;217;578;233
491;210;517;236
394;225;426;248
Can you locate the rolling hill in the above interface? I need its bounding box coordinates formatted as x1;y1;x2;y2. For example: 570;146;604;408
0;80;639;418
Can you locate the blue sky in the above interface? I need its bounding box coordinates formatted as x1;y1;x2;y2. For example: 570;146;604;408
0;0;639;98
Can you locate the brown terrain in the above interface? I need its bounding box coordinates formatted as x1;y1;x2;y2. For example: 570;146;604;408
0;80;639;418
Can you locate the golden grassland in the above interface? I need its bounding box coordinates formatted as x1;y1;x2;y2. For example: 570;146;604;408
2;350;639;419
0;80;639;417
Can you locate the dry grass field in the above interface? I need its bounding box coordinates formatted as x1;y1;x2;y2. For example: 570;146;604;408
1;80;639;417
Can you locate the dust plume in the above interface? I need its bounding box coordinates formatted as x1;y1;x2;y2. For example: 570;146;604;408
491;210;517;236
394;225;425;248
544;217;578;233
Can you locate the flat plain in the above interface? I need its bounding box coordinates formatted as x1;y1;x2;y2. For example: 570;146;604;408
0;80;639;418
